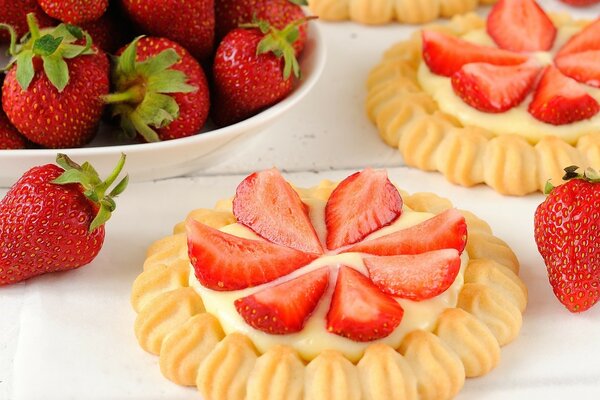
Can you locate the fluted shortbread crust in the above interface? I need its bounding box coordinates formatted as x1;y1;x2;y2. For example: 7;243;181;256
308;0;497;24
131;179;527;400
367;13;600;196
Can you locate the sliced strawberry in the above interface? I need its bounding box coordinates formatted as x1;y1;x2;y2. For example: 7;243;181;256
325;169;403;250
451;62;541;113
326;266;404;342
233;168;323;254
528;66;600;125
556;19;600;58
555;51;600;88
347;209;467;256
364;249;461;301
186;218;318;291
234;268;330;334
422;30;529;77
487;0;556;52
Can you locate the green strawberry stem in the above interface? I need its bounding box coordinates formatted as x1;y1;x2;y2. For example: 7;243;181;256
1;13;95;92
241;16;317;80
287;0;308;5
545;166;600;194
53;153;129;232
103;37;197;143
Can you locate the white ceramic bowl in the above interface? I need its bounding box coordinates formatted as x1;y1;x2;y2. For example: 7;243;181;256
0;24;326;187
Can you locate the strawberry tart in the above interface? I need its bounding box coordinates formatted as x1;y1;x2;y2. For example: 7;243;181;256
308;0;497;25
131;168;527;400
367;0;600;195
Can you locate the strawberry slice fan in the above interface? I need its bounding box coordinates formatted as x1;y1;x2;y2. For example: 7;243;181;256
186;168;467;342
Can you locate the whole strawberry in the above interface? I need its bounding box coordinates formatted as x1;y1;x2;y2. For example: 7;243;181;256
0;109;26;149
37;0;108;24
0;153;128;286
534;166;600;312
0;0;55;43
121;0;214;61
104;37;210;142
212;20;306;127
1;14;110;148
216;0;309;54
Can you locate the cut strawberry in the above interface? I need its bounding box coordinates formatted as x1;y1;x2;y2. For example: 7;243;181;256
347;209;468;256
422;30;529;77
326;266;404;342
364;249;461;301
233;169;323;254
325;169;403;250
528;66;600;125
186;218;318;291
451;62;541;113
556;19;600;58
487;0;556;52
234;268;330;334
555;51;600;88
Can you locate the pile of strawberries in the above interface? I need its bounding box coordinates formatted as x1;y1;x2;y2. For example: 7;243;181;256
0;0;312;149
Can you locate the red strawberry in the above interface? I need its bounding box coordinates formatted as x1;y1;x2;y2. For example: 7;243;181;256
348;209;468;256
0;111;26;149
559;0;600;6
215;0;308;54
0;0;55;43
534;166;600;312
422;30;529;77
212;20;305;127
186;218;318;291
364;249;461;301
451;62;541;113
120;0;214;61
325;168;402;250
37;0;108;24
0;154;128;286
233;168;323;254
555;51;600;88
487;0;556;52
556;19;600;58
326;266;404;342
234;268;330;334
1;16;109;148
104;37;210;142
528;66;599;125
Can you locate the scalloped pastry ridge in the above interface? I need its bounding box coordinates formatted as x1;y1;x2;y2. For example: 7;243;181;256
367;13;600;196
131;183;527;399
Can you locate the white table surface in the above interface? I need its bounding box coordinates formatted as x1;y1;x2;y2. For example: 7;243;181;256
2;1;600;399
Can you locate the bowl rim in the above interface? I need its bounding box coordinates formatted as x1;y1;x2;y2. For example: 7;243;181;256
0;23;327;157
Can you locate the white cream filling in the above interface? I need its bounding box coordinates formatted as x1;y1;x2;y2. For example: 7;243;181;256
189;195;467;362
418;27;600;144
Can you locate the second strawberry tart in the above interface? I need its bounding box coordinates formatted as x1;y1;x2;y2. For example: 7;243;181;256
131;168;527;400
367;0;600;195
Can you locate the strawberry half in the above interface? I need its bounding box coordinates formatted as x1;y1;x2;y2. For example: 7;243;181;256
364;249;461;301
487;0;556;52
528;66;600;125
233;169;323;254
556;19;600;58
325;169;402;250
234;267;330;334
326;266;404;342
186;218;317;291
451;62;541;113
422;30;528;77
555;51;600;88
348;209;468;256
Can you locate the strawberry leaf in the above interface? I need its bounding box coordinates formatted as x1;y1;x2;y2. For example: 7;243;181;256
147;69;196;93
15;51;35;90
42;54;69;92
65;24;83;40
33;34;63;56
137;48;181;76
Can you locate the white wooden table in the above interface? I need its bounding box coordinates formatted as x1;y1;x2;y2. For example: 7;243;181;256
2;1;600;399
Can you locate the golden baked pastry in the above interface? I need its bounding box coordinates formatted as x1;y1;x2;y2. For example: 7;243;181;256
308;0;497;25
367;0;600;195
131;168;527;399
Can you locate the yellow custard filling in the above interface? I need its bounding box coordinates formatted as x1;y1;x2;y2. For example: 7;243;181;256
418;27;600;145
189;194;467;362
